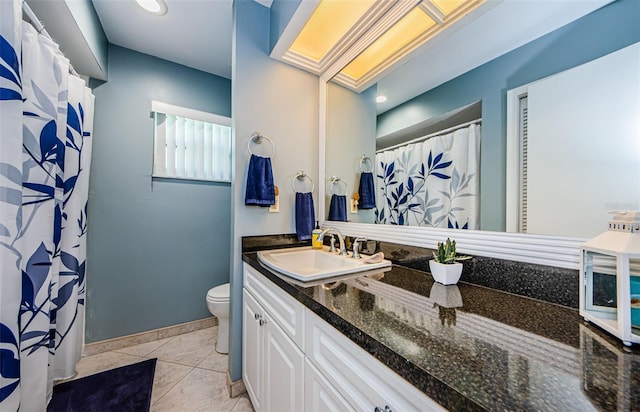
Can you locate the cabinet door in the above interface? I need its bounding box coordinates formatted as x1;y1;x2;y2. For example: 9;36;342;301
242;290;263;411
304;358;354;412
263;314;305;412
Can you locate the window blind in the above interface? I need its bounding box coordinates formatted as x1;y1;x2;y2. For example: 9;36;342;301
152;101;231;182
518;95;528;233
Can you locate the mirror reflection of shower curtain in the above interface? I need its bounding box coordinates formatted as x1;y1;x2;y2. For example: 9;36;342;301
0;2;94;410
375;124;480;228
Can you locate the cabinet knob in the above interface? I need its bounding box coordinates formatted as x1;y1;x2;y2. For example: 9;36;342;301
259;318;268;326
254;313;262;321
374;406;392;412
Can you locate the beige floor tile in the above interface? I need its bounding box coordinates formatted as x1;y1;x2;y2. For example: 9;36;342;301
197;349;228;373
71;326;234;411
150;360;194;405
151;368;234;412
147;328;216;367
70;351;144;381
114;336;173;357
231;394;254;412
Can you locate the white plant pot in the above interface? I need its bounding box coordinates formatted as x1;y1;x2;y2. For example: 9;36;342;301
429;261;463;285
429;282;463;307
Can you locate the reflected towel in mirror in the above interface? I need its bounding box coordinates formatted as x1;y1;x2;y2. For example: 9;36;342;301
328;194;347;221
295;192;315;240
358;172;375;209
245;154;275;206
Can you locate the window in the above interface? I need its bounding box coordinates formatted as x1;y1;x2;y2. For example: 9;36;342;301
152;101;231;182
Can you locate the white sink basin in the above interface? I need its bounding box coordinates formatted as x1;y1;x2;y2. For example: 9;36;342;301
257;246;391;282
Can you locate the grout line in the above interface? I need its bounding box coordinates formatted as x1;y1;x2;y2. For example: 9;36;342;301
151;365;196;406
229;394;240;412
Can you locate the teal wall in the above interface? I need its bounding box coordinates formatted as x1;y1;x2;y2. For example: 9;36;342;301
230;0;319;381
377;0;640;232
326;82;377;223
86;45;232;343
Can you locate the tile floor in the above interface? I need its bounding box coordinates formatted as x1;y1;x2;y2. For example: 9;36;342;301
66;327;253;411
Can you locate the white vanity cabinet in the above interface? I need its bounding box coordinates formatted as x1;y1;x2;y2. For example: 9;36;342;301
305;309;445;412
243;266;304;412
243;263;444;412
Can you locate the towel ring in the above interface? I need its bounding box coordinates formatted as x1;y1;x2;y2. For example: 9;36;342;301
248;132;275;157
292;171;314;193
360;155;373;173
330;176;348;196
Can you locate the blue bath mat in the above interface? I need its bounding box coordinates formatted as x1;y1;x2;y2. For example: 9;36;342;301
47;358;157;412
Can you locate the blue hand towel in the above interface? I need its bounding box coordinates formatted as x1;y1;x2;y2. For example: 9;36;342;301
295;192;315;241
245;154;275;206
358;172;375;209
328;194;347;221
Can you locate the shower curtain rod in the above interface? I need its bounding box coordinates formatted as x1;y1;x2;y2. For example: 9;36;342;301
22;2;80;77
376;118;482;153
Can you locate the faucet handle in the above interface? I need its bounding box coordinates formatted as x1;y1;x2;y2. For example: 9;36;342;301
329;234;337;253
352;237;367;259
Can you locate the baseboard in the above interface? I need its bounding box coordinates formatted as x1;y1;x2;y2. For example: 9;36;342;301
226;371;247;398
83;317;218;357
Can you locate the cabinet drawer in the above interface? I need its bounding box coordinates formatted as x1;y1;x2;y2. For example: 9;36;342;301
244;264;305;349
305;310;445;412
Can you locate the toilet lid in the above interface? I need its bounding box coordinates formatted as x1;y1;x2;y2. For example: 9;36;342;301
207;283;230;300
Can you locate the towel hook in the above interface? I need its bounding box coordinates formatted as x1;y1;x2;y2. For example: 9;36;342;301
292;170;314;193
359;155;373;173
248;132;275;157
330;176;348;196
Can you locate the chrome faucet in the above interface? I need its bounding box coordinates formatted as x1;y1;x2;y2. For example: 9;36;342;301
317;227;347;256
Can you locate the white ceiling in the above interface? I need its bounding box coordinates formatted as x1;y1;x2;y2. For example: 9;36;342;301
92;0;234;79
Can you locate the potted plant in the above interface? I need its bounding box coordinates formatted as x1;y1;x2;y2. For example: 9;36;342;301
429;238;472;285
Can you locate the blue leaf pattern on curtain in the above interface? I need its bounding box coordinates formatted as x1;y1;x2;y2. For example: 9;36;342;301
375;124;481;229
1;2;94;409
0;1;24;407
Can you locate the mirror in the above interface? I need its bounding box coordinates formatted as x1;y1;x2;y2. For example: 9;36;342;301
323;2;639;239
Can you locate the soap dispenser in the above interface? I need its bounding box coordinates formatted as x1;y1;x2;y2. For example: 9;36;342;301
312;221;322;249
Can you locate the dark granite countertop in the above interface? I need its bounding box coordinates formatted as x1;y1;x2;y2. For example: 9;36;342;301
242;250;640;411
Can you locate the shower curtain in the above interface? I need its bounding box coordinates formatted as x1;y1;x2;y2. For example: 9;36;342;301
1;1;95;410
375;124;480;229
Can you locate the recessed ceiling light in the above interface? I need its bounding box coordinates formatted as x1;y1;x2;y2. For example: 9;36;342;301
376;95;387;103
134;0;167;16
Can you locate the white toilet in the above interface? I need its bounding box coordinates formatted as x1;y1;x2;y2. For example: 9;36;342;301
206;283;230;354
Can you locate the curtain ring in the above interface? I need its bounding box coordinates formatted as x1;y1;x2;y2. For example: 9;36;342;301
248;132;275;157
